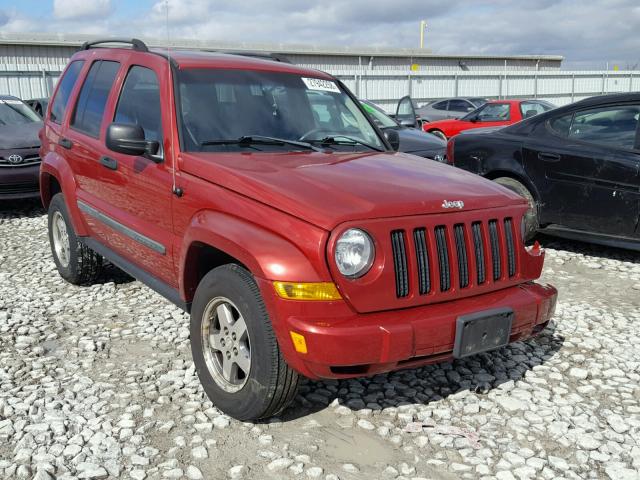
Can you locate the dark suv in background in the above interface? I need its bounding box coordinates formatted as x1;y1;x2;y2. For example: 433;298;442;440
0;95;42;199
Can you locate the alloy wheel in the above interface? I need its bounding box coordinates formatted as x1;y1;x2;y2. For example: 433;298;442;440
201;297;251;393
52;211;71;268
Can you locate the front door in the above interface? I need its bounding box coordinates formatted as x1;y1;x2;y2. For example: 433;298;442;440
463;102;514;130
522;103;640;237
98;62;176;285
395;96;419;128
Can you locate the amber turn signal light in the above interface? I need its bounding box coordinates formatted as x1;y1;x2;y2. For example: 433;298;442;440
273;281;342;301
289;331;308;354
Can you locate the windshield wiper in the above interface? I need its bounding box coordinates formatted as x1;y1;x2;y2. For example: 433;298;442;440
311;135;383;152
201;135;322;152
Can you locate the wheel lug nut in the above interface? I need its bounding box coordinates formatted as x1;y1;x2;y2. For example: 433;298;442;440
233;347;238;356
232;333;236;341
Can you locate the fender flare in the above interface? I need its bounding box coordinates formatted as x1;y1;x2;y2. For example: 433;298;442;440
179;210;329;301
40;151;89;236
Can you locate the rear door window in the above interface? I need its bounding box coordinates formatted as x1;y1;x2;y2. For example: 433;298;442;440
50;60;85;124
448;99;473;112
432;101;448;111
71;60;120;138
569;105;640;149
114;66;163;144
520;101;552;119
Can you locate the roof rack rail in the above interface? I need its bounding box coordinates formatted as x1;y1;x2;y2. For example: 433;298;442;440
221;51;292;64
81;38;149;52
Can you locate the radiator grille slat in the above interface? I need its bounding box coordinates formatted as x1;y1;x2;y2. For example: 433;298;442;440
390;216;517;300
488;220;501;280
391;230;409;297
472;222;486;284
413;228;431;294
454;224;469;288
434;226;450;292
504;218;516;277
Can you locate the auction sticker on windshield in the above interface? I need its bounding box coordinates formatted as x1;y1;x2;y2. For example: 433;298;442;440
302;77;340;93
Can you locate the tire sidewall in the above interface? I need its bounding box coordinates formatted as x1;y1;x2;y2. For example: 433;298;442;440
190;266;277;420
430;129;447;141
494;177;538;241
48;194;81;281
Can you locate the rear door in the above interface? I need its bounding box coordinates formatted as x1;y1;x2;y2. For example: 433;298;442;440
425;100;450;121
522;103;640;236
63;57;123;231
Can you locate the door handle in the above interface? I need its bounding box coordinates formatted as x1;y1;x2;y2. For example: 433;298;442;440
538;152;561;162
58;137;73;149
100;156;118;171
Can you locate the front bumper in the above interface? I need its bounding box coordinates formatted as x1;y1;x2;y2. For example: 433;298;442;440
408;148;447;163
258;279;557;379
0;164;40;199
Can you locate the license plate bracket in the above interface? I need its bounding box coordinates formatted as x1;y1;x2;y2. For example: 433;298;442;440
453;308;514;358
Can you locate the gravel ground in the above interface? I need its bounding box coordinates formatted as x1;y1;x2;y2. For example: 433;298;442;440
1;199;639;480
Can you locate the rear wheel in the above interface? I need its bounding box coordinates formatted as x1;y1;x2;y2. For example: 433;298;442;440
48;193;102;285
429;129;447;141
190;264;300;421
493;177;538;241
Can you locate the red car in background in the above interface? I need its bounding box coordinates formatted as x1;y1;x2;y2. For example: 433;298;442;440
396;97;555;140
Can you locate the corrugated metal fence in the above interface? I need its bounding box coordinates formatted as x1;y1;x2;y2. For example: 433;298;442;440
1;67;639;113
335;70;640;112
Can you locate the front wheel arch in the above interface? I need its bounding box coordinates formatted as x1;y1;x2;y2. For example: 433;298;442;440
428;129;447;141
490;176;539;241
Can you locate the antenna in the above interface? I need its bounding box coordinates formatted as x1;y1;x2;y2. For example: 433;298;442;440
165;0;182;197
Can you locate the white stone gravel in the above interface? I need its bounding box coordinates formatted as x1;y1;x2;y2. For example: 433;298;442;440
0;201;639;479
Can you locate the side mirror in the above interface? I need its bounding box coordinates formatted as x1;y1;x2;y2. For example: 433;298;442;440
466;106;475;112
468;115;479;123
383;128;400;151
398;119;416;128
106;123;160;160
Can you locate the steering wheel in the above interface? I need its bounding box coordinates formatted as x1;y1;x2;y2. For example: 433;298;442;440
298;128;333;142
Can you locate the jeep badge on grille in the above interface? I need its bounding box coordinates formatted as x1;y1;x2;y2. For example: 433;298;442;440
442;199;464;209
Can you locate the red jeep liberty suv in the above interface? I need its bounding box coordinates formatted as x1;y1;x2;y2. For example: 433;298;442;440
40;39;557;421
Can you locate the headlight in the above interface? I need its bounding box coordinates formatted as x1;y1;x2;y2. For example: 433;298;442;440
335;228;374;278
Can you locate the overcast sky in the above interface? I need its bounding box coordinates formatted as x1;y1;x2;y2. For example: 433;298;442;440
0;0;638;69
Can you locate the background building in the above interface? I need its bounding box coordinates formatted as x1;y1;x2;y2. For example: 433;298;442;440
1;33;637;111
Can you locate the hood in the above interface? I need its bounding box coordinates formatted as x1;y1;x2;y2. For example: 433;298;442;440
181;151;526;230
0;122;42;150
396;127;446;153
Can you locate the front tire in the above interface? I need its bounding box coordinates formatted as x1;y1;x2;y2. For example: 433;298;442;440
429;129;447;141
493;177;538;241
48;193;102;285
190;265;299;421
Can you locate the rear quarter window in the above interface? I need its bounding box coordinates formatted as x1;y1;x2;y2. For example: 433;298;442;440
50;60;84;124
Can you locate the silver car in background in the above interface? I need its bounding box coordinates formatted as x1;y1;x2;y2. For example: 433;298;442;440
396;96;487;125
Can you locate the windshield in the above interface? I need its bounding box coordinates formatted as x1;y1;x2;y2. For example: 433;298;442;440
0;99;40;125
177;69;384;152
360;101;397;128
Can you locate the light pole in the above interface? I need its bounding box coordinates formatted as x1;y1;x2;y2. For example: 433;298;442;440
420;20;427;49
